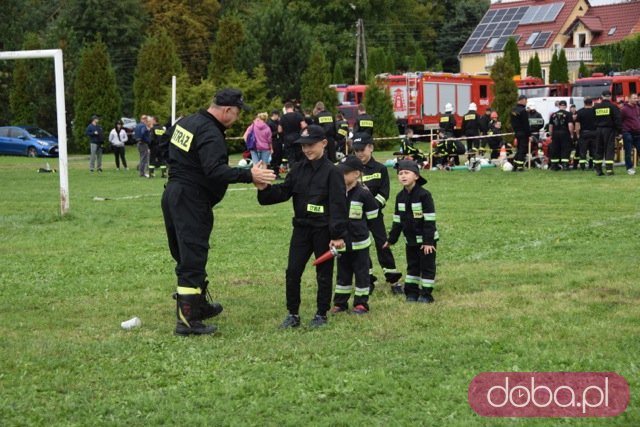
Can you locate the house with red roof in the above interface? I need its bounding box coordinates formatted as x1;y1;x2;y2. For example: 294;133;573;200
459;0;640;83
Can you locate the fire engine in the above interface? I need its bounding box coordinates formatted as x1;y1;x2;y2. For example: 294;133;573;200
517;76;571;98
332;72;494;133
571;72;640;104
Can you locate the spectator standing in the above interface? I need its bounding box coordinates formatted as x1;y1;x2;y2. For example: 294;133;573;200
134;115;151;178
278;102;307;166
86;115;104;172
108;120;128;170
621;93;640;175
267;109;283;179
244;112;273;166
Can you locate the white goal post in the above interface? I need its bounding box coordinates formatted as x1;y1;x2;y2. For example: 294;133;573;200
0;49;69;215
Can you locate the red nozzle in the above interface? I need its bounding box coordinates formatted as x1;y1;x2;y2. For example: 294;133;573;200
313;247;340;266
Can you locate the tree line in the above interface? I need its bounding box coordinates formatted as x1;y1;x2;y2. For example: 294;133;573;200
0;0;489;152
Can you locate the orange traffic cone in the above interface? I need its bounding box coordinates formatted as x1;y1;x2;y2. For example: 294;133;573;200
498;145;507;163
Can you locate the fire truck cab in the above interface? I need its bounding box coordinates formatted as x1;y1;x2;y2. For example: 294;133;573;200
571;72;640;104
517;76;571;98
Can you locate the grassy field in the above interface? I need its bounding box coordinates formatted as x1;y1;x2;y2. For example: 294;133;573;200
0;146;638;426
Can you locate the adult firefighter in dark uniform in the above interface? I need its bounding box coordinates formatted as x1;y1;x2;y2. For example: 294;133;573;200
161;88;275;336
335;112;349;155
313;101;337;162
527;102;544;165
439;103;456;138
575;98;597;170
548;100;574;171
353;132;403;294
594;89;622;176
511;95;531;171
353;103;374;136
462;102;481;152
148;116;167;178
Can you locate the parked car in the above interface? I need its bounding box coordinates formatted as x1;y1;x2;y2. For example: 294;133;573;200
121;117;137;145
0;126;59;157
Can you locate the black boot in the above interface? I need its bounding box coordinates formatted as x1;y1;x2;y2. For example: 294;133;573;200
595;165;604;176
418;287;435;304
200;282;224;319
174;293;217;336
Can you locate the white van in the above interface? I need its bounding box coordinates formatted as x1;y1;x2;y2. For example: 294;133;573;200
526;96;585;128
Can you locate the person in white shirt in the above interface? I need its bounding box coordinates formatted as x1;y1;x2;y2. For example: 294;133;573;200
109;120;128;170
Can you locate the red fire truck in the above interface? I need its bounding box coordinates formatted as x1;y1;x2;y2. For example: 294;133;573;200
571;72;640;104
517;76;571;98
333;72;494;133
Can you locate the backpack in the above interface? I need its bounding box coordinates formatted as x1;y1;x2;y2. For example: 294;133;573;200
245;126;257;150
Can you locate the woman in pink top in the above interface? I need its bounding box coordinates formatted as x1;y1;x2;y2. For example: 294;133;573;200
244;112;273;165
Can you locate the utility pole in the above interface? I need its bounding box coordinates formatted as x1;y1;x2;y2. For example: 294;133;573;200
355;18;361;84
354;18;368;84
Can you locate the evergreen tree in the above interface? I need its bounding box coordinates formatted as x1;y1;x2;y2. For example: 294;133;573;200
363;75;398;150
209;15;245;84
578;61;591;78
490;56;518;138
300;45;337;112
411;51;427;71
332;61;345;84
73;39;121;153
133;31;182;121
549;50;559;83
504;37;521;77
9;33;56;131
144;0;220;82
532;53;543;78
526;57;535;77
557;49;569;83
368;47;388;76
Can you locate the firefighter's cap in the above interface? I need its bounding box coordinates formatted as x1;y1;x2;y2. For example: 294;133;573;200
215;88;251;111
337;155;364;173
395;159;427;186
352;132;373;149
294;124;326;144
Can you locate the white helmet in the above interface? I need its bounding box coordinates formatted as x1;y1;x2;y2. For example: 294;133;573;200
527;102;536;110
502;161;514;172
445;103;453;113
238;159;249;167
336;151;346;160
469;102;477;111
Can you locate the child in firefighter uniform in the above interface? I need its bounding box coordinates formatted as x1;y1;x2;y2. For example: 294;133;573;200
258;125;348;328
353;133;403;294
331;155;385;314
385;160;438;303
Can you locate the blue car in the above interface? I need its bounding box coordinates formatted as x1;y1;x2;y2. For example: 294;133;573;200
0;126;59;157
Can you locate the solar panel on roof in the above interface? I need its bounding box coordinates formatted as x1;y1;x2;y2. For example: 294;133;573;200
531;31;551;48
520;2;564;25
461;5;530;55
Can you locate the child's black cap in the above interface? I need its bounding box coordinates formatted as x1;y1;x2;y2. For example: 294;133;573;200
352;132;373;150
294;125;326;144
337;155;364;173
395;159;427;186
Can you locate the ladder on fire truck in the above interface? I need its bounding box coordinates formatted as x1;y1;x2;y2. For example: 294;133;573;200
404;72;419;118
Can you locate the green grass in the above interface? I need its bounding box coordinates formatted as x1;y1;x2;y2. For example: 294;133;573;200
1;147;639;426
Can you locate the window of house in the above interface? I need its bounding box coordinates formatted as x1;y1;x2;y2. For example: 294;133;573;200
608;27;616;36
487;38;499;49
526;32;540;45
577;33;586;48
